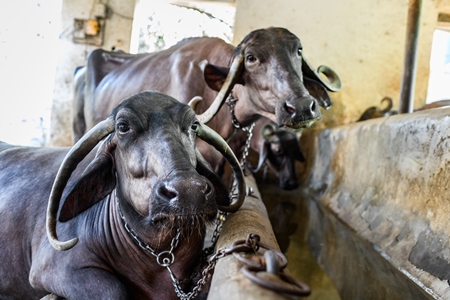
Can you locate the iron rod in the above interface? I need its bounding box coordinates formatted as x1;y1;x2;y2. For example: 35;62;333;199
399;0;422;114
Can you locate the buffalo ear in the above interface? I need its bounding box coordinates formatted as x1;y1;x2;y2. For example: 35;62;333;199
195;149;230;207
58;153;116;222
204;63;245;91
304;77;332;110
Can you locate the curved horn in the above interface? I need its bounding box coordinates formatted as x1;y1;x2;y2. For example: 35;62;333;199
46;117;115;251
251;142;269;174
193;123;245;213
251;124;275;173
188;96;203;110
380;96;394;113
196;49;245;124
302;56;342;92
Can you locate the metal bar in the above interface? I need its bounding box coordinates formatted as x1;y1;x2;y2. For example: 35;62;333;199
399;0;422;114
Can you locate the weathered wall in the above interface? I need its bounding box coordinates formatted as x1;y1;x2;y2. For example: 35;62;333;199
49;0;450;144
298;108;450;299
233;0;450;127
48;0;135;146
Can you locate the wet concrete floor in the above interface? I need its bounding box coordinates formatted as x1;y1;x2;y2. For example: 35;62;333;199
252;168;341;300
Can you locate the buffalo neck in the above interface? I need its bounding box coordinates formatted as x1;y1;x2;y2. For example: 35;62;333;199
99;192;205;297
232;84;272;128
202;90;261;143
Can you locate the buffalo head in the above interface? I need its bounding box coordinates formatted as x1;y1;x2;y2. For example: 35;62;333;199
255;123;304;190
197;27;341;129
46;91;245;251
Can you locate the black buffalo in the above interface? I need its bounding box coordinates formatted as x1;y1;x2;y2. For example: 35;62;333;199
0;91;245;299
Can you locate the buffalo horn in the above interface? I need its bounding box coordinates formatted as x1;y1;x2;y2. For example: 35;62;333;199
188;96;203;110
301;56;342;92
194;122;245;212
196;49;245;124
46;117;115;251
251;147;268;174
251;124;276;173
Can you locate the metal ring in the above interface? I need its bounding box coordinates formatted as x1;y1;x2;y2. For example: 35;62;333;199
157;251;175;267
231;236;288;270
232;248;288;270
264;250;280;274
241;266;311;296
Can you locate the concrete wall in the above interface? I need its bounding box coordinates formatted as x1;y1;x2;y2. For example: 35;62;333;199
233;0;450;127
298;108;450;298
48;0;136;146
49;0;450;143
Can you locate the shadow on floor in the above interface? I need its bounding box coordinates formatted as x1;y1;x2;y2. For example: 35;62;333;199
252;164;341;300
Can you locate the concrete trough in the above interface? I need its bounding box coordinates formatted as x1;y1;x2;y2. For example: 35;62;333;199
298;107;450;299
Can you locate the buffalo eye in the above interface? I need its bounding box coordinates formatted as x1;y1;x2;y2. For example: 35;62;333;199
191;120;200;131
246;54;257;63
117;123;130;134
297;48;302;56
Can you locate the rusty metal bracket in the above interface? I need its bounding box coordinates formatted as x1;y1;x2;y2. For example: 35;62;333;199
227;233;311;297
241;262;311;296
231;237;288;270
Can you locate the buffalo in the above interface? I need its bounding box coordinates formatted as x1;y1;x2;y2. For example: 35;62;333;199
0;91;245;299
226;119;305;190
73;27;341;189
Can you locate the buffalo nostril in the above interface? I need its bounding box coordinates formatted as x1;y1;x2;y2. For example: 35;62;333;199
158;184;177;201
310;100;317;113
202;183;212;197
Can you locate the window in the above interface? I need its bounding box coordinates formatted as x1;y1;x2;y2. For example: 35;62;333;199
130;0;236;54
426;14;450;103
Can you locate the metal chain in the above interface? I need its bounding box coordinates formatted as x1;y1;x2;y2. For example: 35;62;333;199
225;92;255;169
117;200;181;262
169;233;266;300
116;96;256;299
168;248;228;300
167;94;255;299
117;195;229;300
168;209;228;300
170;157;243;300
202;212;227;259
157;230;181;267
240;122;255;169
226;95;242;129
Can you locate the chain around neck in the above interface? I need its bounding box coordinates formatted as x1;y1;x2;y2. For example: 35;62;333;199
225;93;243;129
115;195;227;300
116;199;180;266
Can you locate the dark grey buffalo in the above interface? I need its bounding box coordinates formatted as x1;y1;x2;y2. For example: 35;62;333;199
250;120;305;190
0;91;244;299
226;119;305;190
73;27;341;189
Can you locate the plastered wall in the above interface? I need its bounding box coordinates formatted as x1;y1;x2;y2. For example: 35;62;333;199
233;0;449;127
49;0;450;145
48;0;135;146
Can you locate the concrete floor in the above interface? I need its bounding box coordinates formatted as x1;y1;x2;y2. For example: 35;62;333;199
252;160;341;300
